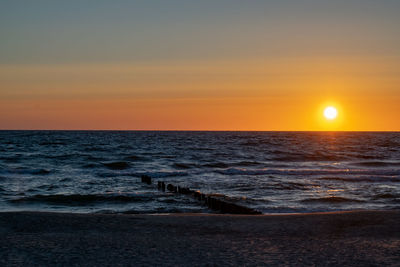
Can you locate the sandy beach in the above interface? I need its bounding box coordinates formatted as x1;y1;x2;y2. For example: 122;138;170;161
0;210;399;266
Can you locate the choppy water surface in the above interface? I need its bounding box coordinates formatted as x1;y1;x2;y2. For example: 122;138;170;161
0;131;399;214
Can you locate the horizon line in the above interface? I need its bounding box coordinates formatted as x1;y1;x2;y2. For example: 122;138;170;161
1;129;399;133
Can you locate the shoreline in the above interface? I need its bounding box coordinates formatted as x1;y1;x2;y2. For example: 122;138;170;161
0;208;396;216
1;210;399;266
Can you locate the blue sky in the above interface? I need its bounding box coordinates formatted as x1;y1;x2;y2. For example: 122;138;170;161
1;0;400;64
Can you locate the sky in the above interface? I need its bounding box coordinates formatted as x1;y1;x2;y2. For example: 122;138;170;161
1;0;399;130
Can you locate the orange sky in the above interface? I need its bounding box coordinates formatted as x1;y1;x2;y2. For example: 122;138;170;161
1;1;399;130
1;56;399;130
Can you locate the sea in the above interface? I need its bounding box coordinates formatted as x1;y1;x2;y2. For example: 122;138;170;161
0;131;399;214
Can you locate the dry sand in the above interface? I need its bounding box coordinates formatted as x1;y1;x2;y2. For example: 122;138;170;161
0;210;399;266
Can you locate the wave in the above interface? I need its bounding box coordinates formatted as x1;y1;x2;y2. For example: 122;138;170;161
131;171;189;178
43;153;84;160
96;172;123;178
29;168;52;175
39;141;67;146
0;168;51;175
270;149;396;162
172;163;198;169
301;196;364;203
203;162;230;168
82;163;99;169
216;167;400;177
124;155;147;161
10;194;153;205
82;146;109;152
0;156;22;163
271;150;347;162
352;161;400;167
85;155;106;161
187;147;215;151
319;176;400;183
102;161;131;170
372;193;400;200
269;182;312;191
172;161;264;169
36;184;59;191
96;170;189;178
231;161;263;167
239;141;263;146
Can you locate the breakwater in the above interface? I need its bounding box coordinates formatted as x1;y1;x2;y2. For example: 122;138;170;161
140;175;261;214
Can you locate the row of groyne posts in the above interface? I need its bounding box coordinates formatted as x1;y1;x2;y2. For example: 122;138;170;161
141;175;261;215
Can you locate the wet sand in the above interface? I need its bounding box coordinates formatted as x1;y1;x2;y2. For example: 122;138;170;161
0;210;399;266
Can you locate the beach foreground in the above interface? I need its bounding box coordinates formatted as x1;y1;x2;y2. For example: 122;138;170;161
1;211;399;266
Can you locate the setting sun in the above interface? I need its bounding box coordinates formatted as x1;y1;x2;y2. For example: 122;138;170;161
324;106;338;120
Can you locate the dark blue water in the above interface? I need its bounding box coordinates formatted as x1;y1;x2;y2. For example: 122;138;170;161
0;131;399;214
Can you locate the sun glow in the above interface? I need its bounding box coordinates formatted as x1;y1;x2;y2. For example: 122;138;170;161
324;106;338;120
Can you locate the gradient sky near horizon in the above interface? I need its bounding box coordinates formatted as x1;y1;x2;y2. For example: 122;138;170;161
1;0;399;130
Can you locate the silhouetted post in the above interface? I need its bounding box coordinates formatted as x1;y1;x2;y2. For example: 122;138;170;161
161;182;165;191
141;175;151;185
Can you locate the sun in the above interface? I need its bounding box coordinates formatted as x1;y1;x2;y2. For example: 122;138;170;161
324;106;338;120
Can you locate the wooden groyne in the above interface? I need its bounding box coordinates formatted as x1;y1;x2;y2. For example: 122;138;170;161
140;175;261;215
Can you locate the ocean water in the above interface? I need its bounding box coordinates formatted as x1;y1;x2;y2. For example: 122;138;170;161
0;131;399;214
